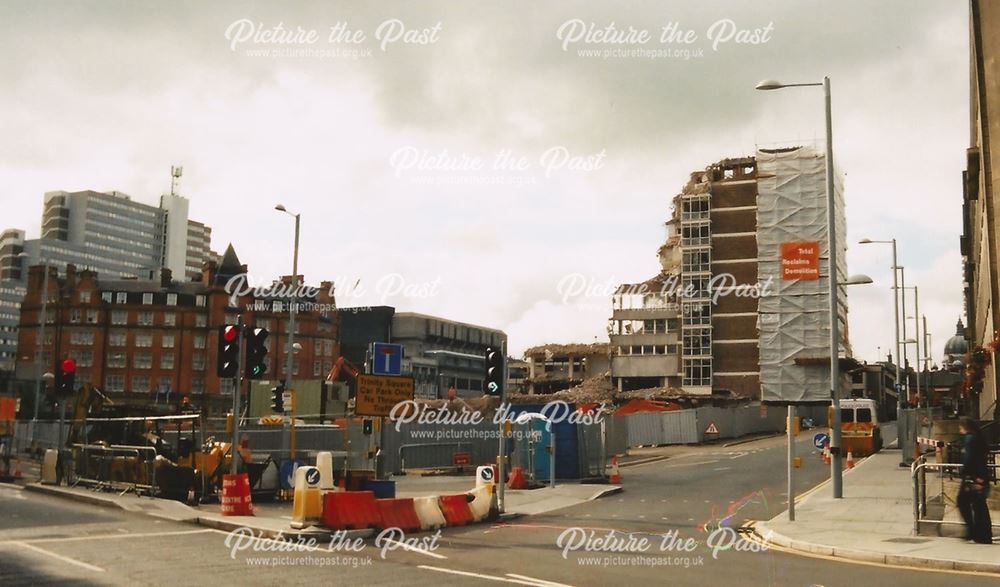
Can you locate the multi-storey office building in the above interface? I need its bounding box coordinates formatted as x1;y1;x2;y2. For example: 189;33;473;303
0;189;216;372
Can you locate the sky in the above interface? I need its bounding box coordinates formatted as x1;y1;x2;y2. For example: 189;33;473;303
0;0;971;361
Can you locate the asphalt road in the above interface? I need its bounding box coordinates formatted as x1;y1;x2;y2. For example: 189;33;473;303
1;427;995;586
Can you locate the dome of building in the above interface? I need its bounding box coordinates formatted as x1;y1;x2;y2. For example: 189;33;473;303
943;318;969;359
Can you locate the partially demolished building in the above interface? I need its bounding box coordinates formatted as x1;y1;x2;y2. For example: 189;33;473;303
610;146;851;401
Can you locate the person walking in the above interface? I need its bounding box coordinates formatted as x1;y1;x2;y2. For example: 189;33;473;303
957;418;993;544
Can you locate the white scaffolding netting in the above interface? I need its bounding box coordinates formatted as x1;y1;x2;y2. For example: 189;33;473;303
756;146;851;403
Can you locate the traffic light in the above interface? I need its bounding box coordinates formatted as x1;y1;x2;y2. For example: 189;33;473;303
362;418;373;435
270;383;285;413
217;325;241;378
484;346;504;397
55;357;76;396
244;326;269;379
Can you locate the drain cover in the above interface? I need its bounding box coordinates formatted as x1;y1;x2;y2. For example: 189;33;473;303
884;537;930;544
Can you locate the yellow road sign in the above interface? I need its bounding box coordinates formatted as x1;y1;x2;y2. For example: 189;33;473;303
356;374;415;417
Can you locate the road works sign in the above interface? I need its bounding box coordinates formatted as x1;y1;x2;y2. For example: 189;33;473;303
356;374;415;417
704;421;720;435
780;241;820;280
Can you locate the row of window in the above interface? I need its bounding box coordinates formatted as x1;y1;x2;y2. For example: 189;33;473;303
616;345;679;356
610;318;681;336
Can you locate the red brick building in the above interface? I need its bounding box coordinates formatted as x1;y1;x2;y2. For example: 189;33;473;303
15;245;339;414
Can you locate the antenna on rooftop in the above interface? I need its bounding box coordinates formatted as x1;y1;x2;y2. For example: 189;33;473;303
170;165;183;196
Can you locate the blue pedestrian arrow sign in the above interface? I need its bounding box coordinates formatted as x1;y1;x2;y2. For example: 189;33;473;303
813;432;830;450
372;342;404;376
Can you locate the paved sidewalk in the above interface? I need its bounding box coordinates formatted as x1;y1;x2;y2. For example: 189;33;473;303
756;450;999;573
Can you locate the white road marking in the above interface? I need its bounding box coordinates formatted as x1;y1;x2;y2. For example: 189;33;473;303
17;542;105;573
380;537;447;560
3;528;215;545
418;565;573;586
506;572;575;587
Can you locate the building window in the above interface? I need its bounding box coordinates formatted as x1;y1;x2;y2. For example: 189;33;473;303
192;353;205;371
45;309;55;324
158;377;172;393
163;312;176;327
313;360;321;376
257;318;272;331
196;295;206;307
683;358;712;387
107;352;126;368
116;292;127;304
105;374;125;392
682;249;711;273
191;377;205;393
86;309;98;324
70;330;94;346
101;292;113;303
142;293;153;305
166;293;177;306
80;291;91;304
162;334;174;348
112;310;127;325
682;327;712;357
133;353;152;369
135;334;152;348
69;350;93;367
682;302;712;326
195;314;207;327
220;379;235;394
138;311;154;326
681;222;711;247
193;334;206;349
132;375;151;393
70;308;81;323
109;331;127;347
160;353;174;369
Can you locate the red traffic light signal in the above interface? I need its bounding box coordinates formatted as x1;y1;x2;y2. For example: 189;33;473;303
223;325;239;342
61;358;77;374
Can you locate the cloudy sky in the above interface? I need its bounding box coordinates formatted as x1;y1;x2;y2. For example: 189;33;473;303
0;1;970;360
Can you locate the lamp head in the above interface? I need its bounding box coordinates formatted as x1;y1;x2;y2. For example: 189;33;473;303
755;79;784;91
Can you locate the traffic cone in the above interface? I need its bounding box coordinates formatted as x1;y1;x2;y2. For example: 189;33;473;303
822;444;830;465
608;456;622;484
846;451;855;469
12;458;22;479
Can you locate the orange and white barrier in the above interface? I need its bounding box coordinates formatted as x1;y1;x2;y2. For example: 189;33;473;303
608;455;622;484
412;495;447;530
465;486;492;522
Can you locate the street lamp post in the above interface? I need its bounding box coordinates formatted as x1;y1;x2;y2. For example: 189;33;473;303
757;76;847;498
859;238;905;460
275;204;301;460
